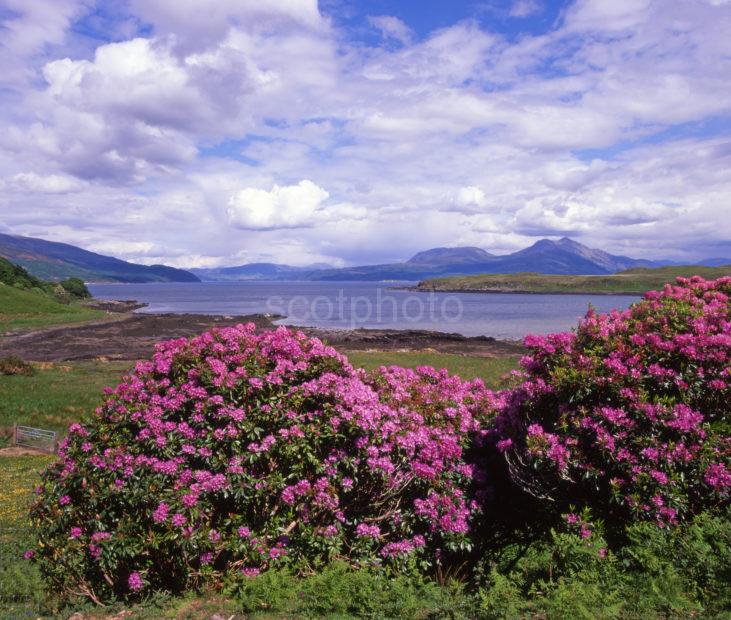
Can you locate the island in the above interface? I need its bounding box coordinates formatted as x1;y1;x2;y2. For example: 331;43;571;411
413;265;731;295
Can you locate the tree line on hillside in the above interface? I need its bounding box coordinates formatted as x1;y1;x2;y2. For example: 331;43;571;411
0;257;90;303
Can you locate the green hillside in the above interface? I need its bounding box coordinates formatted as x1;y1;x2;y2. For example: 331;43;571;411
415;265;731;295
0;257;100;333
0;256;91;301
0;285;102;333
0;232;200;283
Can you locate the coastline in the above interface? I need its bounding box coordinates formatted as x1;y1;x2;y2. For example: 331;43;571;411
405;286;643;296
0;304;525;362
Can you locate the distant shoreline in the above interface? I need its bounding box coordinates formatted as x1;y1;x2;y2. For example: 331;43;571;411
408;265;731;297
401;286;641;296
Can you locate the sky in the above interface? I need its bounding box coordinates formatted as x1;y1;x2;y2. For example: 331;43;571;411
0;0;729;268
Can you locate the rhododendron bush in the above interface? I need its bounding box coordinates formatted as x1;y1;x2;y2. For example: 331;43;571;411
29;324;496;600
27;277;731;604
495;276;731;525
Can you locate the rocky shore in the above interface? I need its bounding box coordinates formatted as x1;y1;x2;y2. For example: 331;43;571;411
0;307;524;362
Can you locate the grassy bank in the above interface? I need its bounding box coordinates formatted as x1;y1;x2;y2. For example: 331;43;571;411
416;264;731;295
0;285;103;334
0;361;130;443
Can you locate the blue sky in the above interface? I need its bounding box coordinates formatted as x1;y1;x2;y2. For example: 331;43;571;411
0;0;729;268
326;0;568;41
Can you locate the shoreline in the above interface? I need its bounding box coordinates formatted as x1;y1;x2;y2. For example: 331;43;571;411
0;305;525;362
405;286;643;296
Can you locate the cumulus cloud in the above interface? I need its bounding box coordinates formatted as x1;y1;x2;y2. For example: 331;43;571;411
455;186;487;209
0;0;86;86
227;180;329;230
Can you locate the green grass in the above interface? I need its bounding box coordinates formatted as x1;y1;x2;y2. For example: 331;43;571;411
0;455;55;618
348;351;518;388
417;264;731;295
0;361;130;441
0;284;103;333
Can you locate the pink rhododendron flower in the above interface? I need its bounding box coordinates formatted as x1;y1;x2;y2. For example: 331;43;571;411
152;502;169;524
355;523;381;538
128;572;143;592
495;277;730;525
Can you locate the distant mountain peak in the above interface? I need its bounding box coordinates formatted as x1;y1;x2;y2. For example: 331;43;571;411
407;247;494;265
556;237;587;249
513;237;658;273
521;237;588;252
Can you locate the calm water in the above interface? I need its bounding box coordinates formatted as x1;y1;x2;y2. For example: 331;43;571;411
88;281;640;340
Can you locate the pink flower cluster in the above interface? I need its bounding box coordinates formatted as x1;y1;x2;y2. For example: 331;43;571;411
28;278;729;602
496;276;731;524
30;323;497;599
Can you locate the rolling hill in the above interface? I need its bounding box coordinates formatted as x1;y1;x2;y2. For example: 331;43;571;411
0;233;199;283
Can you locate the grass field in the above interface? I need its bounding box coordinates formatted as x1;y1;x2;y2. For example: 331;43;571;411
0;455;55;618
0;361;131;443
0;284;103;334
416;264;731;295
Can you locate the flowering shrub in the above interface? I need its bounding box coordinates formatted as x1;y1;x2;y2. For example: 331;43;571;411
494;276;731;525
29;324;496;602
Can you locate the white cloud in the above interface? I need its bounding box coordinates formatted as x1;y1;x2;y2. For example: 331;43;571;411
563;0;653;32
85;240;156;257
456;186;487;208
0;0;86;86
7;172;85;193
0;0;83;54
227;180;329;230
129;0;324;50
509;0;542;18
368;15;413;45
469;213;500;233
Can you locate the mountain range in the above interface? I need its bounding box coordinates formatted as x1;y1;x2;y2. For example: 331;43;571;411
1;233;727;284
0;233;199;283
192;238;681;282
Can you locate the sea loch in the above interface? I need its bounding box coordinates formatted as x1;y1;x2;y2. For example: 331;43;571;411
88;281;640;340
